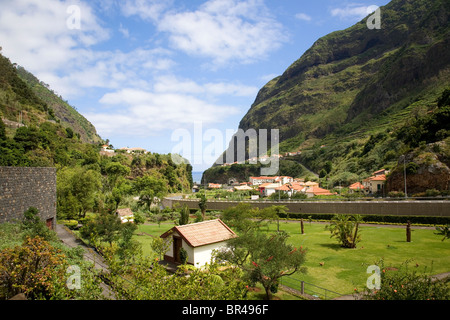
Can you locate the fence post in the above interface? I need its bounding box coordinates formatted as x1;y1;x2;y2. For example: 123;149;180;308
301;281;305;294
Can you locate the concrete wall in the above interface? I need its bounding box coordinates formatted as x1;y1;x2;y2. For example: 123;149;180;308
162;198;450;217
0;167;57;228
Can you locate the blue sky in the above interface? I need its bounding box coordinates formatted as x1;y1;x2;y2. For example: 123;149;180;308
0;0;390;172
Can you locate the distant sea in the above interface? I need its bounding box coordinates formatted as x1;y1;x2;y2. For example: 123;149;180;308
192;171;203;184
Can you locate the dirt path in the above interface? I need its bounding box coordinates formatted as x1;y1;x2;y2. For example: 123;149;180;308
55;223;116;299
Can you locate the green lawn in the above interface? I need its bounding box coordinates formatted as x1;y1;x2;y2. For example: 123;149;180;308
134;220;450;297
269;221;450;296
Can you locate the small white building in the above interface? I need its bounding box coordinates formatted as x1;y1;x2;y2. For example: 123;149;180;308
116;208;134;223
160;219;237;268
258;182;282;197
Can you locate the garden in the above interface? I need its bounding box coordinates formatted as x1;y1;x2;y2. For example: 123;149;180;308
134;208;450;299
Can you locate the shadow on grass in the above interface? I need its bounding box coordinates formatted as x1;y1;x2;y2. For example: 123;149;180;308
318;243;345;251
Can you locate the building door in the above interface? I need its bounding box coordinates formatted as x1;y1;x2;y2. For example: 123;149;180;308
173;237;182;263
46;218;54;230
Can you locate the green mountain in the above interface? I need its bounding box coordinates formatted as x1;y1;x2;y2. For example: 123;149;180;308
0;52;101;144
205;0;450;193
0;49;193;217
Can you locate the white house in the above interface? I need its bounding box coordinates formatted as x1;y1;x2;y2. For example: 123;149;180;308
258;182;282;197
116;208;134;223
160;219;237;268
249;176;276;186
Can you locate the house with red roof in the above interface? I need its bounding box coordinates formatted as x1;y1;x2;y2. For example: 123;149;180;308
362;169;388;194
348;182;365;193
160;219;236;267
302;185;336;198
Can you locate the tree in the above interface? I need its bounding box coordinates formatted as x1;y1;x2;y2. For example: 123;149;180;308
57;167;102;219
71;168;102;218
220;203;262;233
134;175;167;211
151;236;172;261
106;257;246;300
105;162;130;190
218;204;307;299
326;214;363;248
80;213;123;247
178;205;190;226
217;230;306;300
0;118;6;140
266;205;287;232
117;222;140;263
198;193;207;220
435;224;450;241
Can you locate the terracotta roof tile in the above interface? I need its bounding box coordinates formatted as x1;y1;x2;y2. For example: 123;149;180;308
161;219;236;248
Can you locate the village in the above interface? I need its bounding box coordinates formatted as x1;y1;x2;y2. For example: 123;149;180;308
196;169;388;199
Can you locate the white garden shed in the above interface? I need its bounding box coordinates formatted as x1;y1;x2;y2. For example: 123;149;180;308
160;219;236;268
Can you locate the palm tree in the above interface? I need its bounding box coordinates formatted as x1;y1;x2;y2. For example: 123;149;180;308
326;214;363;248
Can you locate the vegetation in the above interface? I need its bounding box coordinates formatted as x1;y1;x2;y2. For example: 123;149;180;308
0;211;104;300
359;260;450;300
218;204;307;300
325;214;363;248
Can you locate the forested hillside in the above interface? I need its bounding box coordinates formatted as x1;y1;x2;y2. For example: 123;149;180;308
0;50;193;221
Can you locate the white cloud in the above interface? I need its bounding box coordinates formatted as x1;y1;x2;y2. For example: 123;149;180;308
120;0;172;21
156;0;288;66
88;74;256;137
331;3;379;21
0;0;263;141
295;13;312;22
153;75;258;97
0;0;176;99
89;87;240;137
118;23;130;38
0;0;109;74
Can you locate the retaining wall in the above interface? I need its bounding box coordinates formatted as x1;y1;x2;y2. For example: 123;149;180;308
0;166;57;229
162;198;450;217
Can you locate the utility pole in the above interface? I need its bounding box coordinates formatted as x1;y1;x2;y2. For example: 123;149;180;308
403;155;407;198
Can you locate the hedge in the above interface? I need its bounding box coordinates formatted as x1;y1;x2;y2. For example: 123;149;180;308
276;213;450;226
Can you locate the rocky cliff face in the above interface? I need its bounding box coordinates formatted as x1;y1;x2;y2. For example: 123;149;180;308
386;141;450;194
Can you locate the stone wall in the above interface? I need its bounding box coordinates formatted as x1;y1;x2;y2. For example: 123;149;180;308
162;198;450;217
0;167;56;229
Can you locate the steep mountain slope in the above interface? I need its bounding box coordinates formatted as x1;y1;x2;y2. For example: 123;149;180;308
0;50;193;194
0;51;101;144
241;0;449;146
207;0;450;192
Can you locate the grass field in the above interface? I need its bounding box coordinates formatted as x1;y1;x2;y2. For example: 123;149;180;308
134;220;450;297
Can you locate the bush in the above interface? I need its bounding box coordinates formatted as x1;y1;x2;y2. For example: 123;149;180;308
21;207;57;241
425;189;440;197
0;236;67;300
360;260;450;300
388;191;405;198
59;220;79;229
277;212;450;225
179;247;188;264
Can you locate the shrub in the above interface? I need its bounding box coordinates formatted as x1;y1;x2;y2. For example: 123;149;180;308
0;236;67;300
360;260;450;300
21;207;57;241
59;220;79;229
388;191;405;198
179;247;188;264
425;189;440;197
